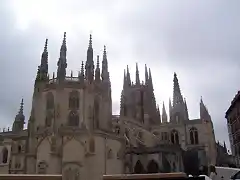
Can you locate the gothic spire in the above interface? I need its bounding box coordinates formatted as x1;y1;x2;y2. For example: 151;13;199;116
35;39;49;84
89;34;92;49
85;34;94;82
101;45;109;82
200;96;211;121
123;69;127;89
173;72;184;106
126;65;131;86
145;64;148;84
169;98;172;118
57;32;67;81
95;55;100;82
79;61;85;83
12;99;25;132
135;63;140;85
148;68;153;89
157;105;161;123
162;102;167;123
19;98;24;115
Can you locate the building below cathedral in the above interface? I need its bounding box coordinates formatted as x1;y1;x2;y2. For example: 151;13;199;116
0;33;216;179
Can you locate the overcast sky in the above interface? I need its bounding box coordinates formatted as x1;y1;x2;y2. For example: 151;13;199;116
0;0;239;150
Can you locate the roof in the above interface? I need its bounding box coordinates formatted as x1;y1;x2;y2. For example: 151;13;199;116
225;91;240;118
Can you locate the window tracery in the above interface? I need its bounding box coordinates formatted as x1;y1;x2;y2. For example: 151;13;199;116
69;91;79;109
170;129;179;144
190;127;199;144
68;111;79;126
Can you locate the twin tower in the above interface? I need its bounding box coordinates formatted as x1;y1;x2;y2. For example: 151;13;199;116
12;32;212;134
35;32;110;87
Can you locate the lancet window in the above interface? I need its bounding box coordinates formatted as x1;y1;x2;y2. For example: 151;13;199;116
190;127;199;144
170;129;179;144
69;91;79;109
68;111;79;126
2;147;8;164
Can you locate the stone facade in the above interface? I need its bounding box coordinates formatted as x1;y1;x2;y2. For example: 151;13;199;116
0;33;216;179
225;91;240;166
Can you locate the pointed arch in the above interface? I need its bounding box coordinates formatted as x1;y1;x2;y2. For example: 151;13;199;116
171;129;179;144
147;160;159;173
68;111;79;126
46;92;54;110
2;147;8;163
190;127;199;144
134;160;145;174
69;90;79;109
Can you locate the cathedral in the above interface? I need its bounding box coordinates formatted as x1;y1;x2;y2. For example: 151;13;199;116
0;33;216;179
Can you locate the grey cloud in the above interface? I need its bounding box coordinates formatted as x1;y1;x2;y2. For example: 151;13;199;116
0;0;238;150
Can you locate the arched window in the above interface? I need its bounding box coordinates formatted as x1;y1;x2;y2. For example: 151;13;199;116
171;129;179;144
2;147;8;163
69;91;79;109
147;160;159;173
94;98;100;128
46;92;54;110
134;160;145;174
45;111;53;127
190;127;199;144
68;111;79;126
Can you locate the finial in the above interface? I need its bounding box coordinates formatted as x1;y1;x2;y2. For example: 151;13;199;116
81;61;84;75
97;55;100;68
89;34;92;48
19;98;24;114
103;45;107;59
44;38;48;52
61;32;66;47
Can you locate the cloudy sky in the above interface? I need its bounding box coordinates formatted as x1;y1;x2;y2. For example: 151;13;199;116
0;0;239;149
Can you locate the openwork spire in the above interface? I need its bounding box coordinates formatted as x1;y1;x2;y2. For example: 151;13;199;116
200;96;211;121
19;98;24;115
145;64;148;84
135;63;140;85
88;34;92;49
162;102;167;123
95;55;100;82
101;45;109;82
57;32;67;81
173;73;184;106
